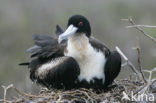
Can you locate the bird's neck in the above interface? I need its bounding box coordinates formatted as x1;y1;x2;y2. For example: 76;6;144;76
68;34;89;51
65;33;90;60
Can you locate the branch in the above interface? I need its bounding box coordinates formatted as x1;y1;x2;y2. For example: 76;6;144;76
135;41;147;83
135;67;156;94
126;25;156;28
115;46;128;61
121;17;156;43
13;87;54;98
1;84;13;103
115;46;139;75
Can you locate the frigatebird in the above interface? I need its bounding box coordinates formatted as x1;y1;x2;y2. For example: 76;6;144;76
20;15;121;89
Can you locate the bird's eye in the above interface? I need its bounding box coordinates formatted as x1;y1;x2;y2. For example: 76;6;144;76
78;22;83;26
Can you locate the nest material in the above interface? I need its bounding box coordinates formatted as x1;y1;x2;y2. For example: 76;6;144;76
2;79;147;103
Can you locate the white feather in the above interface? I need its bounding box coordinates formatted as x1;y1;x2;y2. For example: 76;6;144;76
65;34;107;83
37;57;65;79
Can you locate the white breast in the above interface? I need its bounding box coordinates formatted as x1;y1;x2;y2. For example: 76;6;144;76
65;34;107;83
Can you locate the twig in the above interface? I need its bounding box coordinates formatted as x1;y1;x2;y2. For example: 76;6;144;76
1;84;13;103
81;91;94;103
116;46;128;61
151;78;156;85
121;17;156;43
126;25;156;28
135;41;147;83
115;46;139;75
0;99;11;103
13;86;54;98
121;17;156;95
143;71;152;94
55;95;63;103
136;68;156;94
116;44;147;83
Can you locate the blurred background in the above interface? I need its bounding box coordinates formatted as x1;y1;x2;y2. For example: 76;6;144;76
0;0;156;98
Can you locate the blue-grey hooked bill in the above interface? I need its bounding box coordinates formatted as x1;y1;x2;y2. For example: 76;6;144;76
58;25;78;44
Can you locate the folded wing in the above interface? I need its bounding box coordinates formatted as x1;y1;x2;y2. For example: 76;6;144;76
104;51;121;87
20;25;80;89
89;37;121;88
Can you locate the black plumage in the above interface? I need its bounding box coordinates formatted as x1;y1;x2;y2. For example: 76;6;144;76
30;57;80;89
104;51;121;88
20;15;121;90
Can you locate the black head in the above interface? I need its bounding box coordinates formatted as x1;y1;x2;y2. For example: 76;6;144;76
58;15;91;43
67;15;91;37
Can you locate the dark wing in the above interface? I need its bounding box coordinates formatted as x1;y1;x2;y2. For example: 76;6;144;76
26;34;66;59
89;37;121;88
19;34;66;66
20;25;80;89
55;25;63;37
19;25;67;65
104;51;121;88
89;37;110;57
30;56;80;89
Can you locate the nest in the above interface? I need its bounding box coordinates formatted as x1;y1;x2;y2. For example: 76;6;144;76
1;79;147;103
1;17;156;103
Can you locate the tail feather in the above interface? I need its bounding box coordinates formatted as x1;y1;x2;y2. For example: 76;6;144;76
26;45;41;53
55;25;63;37
19;25;65;66
19;62;30;66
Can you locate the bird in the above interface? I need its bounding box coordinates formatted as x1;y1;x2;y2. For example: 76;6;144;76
20;15;121;90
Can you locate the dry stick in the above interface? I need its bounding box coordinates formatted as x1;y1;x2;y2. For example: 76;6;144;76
134;85;145;95
135;43;147;83
55;95;63;103
121;17;156;93
122;17;150;83
0;99;11;103
115;46;139;75
151;79;156;93
1;84;13;103
122;17;156;44
135;69;156;94
151;79;156;85
139;70;153;94
13;86;54;98
81;91;94;103
116;45;147;83
126;25;156;28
